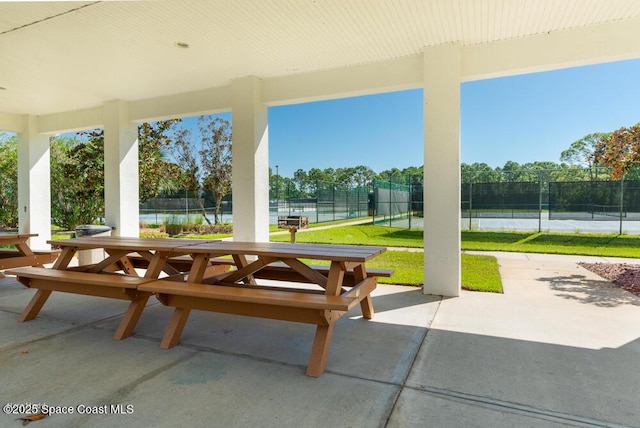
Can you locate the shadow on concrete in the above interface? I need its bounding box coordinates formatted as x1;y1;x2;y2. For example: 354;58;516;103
400;328;640;428
539;273;640;307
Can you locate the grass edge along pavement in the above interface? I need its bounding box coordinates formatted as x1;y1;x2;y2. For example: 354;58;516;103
268;224;504;292
269;224;640;292
270;225;640;258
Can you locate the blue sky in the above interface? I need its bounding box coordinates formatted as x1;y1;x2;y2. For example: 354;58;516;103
261;57;640;178
155;57;640;179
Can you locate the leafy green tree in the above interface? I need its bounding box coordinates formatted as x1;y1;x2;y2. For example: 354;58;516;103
138;120;183;202
307;168;328;183
401;166;424;185
50;136;105;229
171;127;211;224
84;120;183;204
351;165;376;189
560;132;610;180
170;116;233;224
461;163;499;183
0;133;18;228
199;116;232;224
499;161;525;182
293;169;310;197
377;167;404;183
335;167;355;187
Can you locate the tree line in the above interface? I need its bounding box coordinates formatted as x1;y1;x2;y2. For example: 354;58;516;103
461;127;640;183
0;116;232;229
269;165;423;200
0;119;638;230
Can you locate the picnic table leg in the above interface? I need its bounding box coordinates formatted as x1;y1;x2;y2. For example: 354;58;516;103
306;322;334;377
113;295;151;340
353;264;374;319
305;261;344;377
160;307;192;349
19;289;52;322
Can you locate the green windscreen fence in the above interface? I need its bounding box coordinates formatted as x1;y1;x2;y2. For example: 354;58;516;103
370;179;424;228
549;180;640;220
461;181;540;218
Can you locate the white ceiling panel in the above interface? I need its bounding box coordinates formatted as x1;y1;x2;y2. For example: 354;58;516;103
1;0;640;116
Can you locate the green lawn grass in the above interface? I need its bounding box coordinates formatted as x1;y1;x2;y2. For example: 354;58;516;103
461;254;502;293
299;251;502;292
270;224;425;247
461;230;640;258
271;224;640;258
71;222;640;293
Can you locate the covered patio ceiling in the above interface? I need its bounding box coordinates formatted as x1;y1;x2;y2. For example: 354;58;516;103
2;1;640;297
1;0;640;121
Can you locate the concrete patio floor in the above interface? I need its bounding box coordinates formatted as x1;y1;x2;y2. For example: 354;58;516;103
1;252;639;427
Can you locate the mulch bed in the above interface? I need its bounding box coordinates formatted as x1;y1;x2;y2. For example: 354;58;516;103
579;262;640;297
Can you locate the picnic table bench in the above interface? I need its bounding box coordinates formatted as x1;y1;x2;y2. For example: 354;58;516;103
7;267;155;339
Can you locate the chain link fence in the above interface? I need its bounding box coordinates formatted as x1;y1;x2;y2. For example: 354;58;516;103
139;168;640;233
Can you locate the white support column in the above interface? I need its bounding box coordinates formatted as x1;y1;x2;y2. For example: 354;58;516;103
231;77;270;242
17;116;51;250
103;100;139;237
423;45;462;297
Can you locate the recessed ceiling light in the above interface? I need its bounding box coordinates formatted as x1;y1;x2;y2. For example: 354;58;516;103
175;42;189;49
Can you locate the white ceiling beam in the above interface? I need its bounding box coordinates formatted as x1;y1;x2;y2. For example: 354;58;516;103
0;113;26;133
128;85;232;123
37;107;103;135
461;16;640;81
34;85;233;134
262;55;424;105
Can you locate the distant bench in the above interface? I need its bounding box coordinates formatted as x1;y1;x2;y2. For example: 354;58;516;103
5;266;154;340
139;275;378;377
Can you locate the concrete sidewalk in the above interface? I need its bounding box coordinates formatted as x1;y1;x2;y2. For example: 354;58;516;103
1;253;639;427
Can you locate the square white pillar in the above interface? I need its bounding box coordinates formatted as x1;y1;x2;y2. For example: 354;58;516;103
17;116;52;250
103;100;139;237
231;77;270;242
423;45;462;297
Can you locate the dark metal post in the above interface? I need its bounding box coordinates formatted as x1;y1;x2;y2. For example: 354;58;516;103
469;179;473;230
389;175;392;228
332;183;336;221
538;171;542;233
287;182;291;216
408;175;412;229
275;165;279;217
620;177;624;235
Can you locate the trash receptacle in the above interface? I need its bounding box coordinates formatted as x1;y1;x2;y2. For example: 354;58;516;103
75;225;112;265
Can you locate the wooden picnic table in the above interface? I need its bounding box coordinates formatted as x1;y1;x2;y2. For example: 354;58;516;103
7;237;389;376
0;233;60;277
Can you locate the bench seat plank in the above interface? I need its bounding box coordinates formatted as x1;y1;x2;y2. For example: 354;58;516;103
5;266;154;340
140;280;359;311
6;266;155;289
0;250;61;270
141;276;377;376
